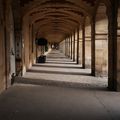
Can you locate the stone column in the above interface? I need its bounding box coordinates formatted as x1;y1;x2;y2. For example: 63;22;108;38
66;38;69;57
32;25;36;64
59;40;65;55
71;35;73;59
12;0;23;76
69;37;71;58
65;39;67;56
77;27;80;64
73;32;76;61
29;24;33;67
91;16;95;76
68;37;71;58
35;42;37;59
108;1;118;91
85;17;91;69
95;5;108;77
14;24;22;76
0;1;7;91
29;24;36;64
82;23;85;68
79;30;83;65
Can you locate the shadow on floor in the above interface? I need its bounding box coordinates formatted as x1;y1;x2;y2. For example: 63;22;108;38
46;59;73;62
33;64;83;69
46;57;67;59
27;69;91;76
46;61;77;64
15;77;108;92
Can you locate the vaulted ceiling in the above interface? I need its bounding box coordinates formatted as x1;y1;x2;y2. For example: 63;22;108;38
20;0;97;43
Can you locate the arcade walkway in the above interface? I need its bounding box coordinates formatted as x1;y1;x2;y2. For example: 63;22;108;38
16;50;107;89
0;50;120;120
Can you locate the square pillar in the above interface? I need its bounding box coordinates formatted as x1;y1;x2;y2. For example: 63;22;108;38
77;27;80;64
73;32;76;61
82;23;85;68
91;17;95;76
71;35;73;59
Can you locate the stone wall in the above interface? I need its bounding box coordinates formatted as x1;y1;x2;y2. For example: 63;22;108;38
0;0;6;93
5;0;16;87
72;35;75;60
0;0;15;92
59;40;65;54
95;4;108;77
85;17;91;68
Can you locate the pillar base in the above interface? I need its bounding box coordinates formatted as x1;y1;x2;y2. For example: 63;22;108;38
108;78;117;91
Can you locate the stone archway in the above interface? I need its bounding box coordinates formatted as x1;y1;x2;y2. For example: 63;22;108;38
95;3;108;77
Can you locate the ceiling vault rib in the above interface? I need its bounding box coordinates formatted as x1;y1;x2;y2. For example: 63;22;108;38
21;0;97;42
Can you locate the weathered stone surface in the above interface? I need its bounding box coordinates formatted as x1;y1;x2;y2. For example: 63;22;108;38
95;4;108;77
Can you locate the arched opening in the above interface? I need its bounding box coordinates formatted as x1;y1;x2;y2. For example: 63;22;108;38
95;3;108;78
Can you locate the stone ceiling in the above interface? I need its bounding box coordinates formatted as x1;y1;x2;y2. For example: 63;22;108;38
20;0;97;43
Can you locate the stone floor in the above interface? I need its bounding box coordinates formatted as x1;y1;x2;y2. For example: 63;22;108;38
16;50;108;89
0;50;120;120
